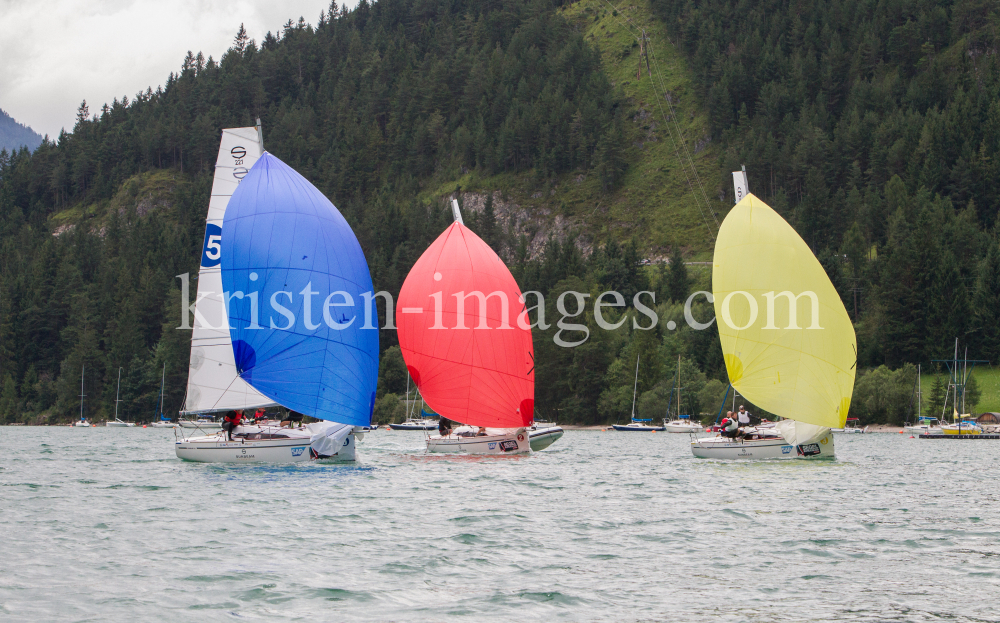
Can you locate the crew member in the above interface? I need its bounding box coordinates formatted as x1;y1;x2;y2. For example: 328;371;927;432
438;417;453;437
721;414;739;439
222;410;242;440
737;405;751;428
253;408;266;424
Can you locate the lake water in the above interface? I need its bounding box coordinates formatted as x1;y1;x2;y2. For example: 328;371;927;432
1;428;997;622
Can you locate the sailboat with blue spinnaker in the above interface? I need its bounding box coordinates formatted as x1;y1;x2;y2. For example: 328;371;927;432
174;126;378;462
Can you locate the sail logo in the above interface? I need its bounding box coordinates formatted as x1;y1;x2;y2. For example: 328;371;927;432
231;146;249;180
201;224;223;268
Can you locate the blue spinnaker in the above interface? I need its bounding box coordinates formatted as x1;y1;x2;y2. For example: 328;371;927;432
221;153;378;426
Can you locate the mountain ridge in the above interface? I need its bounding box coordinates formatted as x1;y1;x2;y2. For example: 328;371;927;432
0;108;44;153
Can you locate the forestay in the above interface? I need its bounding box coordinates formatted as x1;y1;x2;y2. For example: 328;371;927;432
220;153;378;426
712;194;856;429
183;127;277;414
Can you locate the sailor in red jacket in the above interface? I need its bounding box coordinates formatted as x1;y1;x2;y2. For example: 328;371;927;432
222;410;242;440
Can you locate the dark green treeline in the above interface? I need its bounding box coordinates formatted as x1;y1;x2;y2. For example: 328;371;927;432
650;0;1000;369
2;0;1000;426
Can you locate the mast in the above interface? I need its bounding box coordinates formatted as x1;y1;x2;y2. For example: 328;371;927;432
80;365;85;421
451;198;464;225
630;353;640;420
677;355;682;417
114;367;123;421
256;117;264;152
917;364;921;419
405;369;411;420
157;363;165;419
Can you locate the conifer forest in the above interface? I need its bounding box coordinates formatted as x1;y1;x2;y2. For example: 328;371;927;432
1;0;999;425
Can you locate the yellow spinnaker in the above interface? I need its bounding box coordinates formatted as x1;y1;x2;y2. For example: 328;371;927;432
712;194;856;428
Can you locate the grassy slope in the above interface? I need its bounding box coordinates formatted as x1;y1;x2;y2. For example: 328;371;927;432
431;0;725;260
48;2;723;260
920;366;1000;414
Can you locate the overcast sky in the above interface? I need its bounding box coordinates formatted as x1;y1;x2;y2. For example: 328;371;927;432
1;0;356;139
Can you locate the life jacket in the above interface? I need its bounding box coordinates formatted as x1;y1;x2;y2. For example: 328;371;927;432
224;412;242;425
722;417;739;436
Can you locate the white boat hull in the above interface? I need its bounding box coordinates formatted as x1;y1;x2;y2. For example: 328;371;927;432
664;420;703;433
691;431;835;460
427;428;530;454
150;421;178;428
175;428;356;463
529;426;564;451
73;421;92;427
389;421;437;431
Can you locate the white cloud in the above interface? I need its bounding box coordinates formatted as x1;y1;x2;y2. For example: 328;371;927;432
0;0;355;138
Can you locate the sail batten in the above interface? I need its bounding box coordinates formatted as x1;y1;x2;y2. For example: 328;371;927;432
713;194;855;429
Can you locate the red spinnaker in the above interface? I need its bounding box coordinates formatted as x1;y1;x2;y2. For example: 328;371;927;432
396;222;534;428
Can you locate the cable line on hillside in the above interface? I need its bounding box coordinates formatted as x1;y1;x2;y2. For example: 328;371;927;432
597;0;719;239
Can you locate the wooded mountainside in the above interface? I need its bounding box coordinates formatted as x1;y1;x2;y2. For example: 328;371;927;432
1;0;999;425
0;109;43;154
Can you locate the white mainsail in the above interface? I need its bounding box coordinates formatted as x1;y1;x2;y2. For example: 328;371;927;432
182;127;277;414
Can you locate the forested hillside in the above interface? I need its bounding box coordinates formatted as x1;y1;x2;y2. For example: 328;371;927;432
0;109;43;153
650;0;1000;370
1;0;999;426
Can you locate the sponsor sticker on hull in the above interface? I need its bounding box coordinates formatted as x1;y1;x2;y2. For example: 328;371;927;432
499;440;519;452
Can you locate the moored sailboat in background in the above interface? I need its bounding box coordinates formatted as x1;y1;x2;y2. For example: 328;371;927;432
105;367;135;427
74;366;92;427
396;199;534;454
612;355;665;432
663;356;702;433
691;187;856;460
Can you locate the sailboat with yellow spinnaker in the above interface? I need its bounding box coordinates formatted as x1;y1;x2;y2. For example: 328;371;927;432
691;193;856;459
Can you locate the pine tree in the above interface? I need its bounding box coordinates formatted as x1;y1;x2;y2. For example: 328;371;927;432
667;246;689;303
925;374;946;418
971;240;1000;363
0;374;17;423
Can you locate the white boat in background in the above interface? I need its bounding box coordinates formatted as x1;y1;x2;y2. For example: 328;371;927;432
904;418;941;434
613;355;665;432
663;358;702;432
389;418;438;431
149;366;177;427
396;200;537;455
74;366;92;427
833;418;867;434
174;125;378;463
690;189;856;460
664;416;702;433
105;368;136;427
